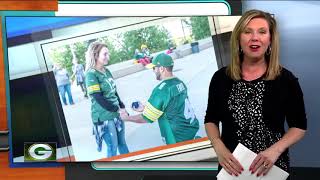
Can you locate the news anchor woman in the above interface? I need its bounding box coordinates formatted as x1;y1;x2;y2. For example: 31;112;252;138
85;42;129;158
204;9;307;178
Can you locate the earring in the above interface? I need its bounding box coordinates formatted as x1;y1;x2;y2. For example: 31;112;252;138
266;46;271;55
239;47;243;54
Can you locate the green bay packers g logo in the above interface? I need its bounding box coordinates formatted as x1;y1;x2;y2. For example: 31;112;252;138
24;143;56;161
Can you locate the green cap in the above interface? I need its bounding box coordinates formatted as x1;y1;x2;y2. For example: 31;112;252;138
151;53;174;68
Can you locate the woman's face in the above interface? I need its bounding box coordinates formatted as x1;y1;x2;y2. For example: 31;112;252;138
240;18;271;61
96;46;109;66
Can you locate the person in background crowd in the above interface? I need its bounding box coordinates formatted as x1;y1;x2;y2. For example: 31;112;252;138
72;58;87;98
53;63;75;106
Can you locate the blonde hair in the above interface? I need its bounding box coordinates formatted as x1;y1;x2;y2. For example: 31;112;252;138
227;9;281;80
85;41;107;71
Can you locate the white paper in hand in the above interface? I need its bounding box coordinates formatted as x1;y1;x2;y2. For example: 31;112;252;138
217;143;289;180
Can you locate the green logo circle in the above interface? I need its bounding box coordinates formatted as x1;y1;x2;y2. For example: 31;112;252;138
28;144;53;160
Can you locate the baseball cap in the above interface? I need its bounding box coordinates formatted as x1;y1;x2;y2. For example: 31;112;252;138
149;53;174;68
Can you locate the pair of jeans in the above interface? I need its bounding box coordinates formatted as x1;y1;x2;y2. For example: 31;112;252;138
102;117;129;157
78;82;87;97
58;83;74;105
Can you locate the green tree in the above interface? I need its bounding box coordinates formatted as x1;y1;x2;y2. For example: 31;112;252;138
49;25;171;68
121;25;170;60
49;45;73;75
49;42;89;76
73;41;88;66
49;39;120;72
100;36;124;65
190;16;211;41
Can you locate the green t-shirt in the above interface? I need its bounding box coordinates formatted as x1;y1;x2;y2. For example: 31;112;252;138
85;68;120;123
142;77;199;144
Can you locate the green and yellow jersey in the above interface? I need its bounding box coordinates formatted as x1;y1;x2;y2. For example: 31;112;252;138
85;68;119;123
142;77;199;144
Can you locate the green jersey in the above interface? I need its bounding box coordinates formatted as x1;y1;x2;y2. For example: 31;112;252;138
85;68;119;123
142;77;199;144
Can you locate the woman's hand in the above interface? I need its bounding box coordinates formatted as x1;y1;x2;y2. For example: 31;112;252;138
249;146;282;177
214;140;244;176
119;108;129;121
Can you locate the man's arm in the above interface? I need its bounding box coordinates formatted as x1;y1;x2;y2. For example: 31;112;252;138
119;101;149;123
120;113;147;123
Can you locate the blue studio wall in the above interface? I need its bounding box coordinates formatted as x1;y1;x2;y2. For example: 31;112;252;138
243;1;320;168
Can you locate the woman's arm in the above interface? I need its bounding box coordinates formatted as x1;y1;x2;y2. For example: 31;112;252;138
250;127;306;176
91;92;119;112
205;122;243;176
115;92;125;108
205;122;221;146
270;127;306;156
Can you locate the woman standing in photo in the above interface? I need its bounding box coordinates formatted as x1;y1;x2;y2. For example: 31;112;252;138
85;41;129;157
